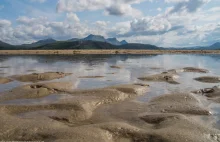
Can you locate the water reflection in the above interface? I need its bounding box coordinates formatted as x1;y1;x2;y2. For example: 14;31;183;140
0;54;220;94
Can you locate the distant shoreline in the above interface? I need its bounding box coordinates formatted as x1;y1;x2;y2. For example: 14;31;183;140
0;50;220;55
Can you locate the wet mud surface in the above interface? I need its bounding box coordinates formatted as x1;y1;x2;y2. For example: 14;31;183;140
0;55;220;142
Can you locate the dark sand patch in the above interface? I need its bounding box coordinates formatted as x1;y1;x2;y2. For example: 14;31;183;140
78;76;105;78
133;83;150;87
106;72;117;74
183;67;209;73
166;67;209;74
110;65;122;69
26;69;37;72
138;72;180;84
0;66;10;68
85;69;94;71
140;113;184;124
194;76;220;83
11;72;72;82
150;67;163;70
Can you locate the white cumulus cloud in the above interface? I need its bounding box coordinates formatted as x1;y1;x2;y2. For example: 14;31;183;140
56;0;145;17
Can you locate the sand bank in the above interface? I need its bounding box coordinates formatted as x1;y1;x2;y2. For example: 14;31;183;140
0;49;220;55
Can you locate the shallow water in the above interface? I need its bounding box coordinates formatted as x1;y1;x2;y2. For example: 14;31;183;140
0;54;219;95
0;54;220;129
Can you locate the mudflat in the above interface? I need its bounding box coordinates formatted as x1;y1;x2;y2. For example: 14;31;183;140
0;79;219;142
1;55;220;142
0;49;220;55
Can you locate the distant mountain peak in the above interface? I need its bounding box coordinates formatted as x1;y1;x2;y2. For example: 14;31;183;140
83;34;106;42
209;42;220;49
86;34;105;38
120;40;128;45
0;40;13;48
106;37;121;45
211;42;220;46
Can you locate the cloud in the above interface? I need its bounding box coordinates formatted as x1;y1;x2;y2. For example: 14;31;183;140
115;16;184;38
168;0;210;15
105;3;142;17
124;22;220;47
17;16;48;25
107;21;131;37
0;20;11;27
0;20;18;44
165;0;187;3
66;12;80;23
95;21;108;27
30;0;47;3
0;15;112;45
56;0;145;17
208;7;220;12
157;7;162;11
131;17;172;33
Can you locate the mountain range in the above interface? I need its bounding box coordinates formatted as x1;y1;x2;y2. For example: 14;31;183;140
0;34;219;50
169;42;220;50
70;34;128;45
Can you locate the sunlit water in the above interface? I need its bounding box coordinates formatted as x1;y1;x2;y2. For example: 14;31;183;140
0;54;220;128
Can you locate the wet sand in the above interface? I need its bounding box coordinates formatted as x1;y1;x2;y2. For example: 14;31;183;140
1;59;220;141
0;49;220;55
0;81;219;141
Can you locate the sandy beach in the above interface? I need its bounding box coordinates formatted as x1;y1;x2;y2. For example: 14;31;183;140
0;49;220;55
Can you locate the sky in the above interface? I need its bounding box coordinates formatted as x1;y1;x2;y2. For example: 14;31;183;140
0;0;220;47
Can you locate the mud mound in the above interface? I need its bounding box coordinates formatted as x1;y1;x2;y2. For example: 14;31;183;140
140;113;220;142
194;76;220;83
0;83;149;123
183;67;209;73
192;86;220;103
148;93;211;115
138;72;180;84
11;72;72;82
140;113;184;124
0;82;74;102
0;77;12;84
